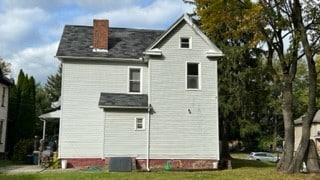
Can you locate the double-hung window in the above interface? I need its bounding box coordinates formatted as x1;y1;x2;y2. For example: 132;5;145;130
180;37;191;49
186;62;200;90
129;67;142;93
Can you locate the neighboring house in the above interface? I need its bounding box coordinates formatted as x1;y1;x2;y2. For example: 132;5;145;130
294;110;320;154
56;14;223;170
0;69;12;156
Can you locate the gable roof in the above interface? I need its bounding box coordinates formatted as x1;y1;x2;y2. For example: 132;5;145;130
56;26;164;59
294;110;320;125
147;14;223;57
98;93;148;109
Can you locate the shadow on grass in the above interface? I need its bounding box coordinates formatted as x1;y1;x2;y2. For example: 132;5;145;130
0;160;23;168
231;158;277;169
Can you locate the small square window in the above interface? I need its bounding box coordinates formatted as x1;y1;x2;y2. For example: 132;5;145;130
180;37;191;48
135;118;145;130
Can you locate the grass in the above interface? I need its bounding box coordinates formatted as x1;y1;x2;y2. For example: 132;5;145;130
0;154;317;180
0;160;22;168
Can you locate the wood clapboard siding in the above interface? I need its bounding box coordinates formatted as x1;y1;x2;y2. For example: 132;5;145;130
148;21;219;159
0;84;9;152
294;124;320;151
59;60;148;158
104;110;148;158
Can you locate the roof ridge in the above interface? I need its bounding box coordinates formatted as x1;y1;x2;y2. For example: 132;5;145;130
64;24;165;32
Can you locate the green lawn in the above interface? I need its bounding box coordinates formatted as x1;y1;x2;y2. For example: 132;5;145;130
0;156;316;180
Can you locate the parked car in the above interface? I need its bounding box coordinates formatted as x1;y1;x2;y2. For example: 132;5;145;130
248;152;278;163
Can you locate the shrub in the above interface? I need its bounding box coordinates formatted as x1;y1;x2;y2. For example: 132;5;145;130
12;139;34;161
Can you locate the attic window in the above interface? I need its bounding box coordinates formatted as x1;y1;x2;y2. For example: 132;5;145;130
180;37;191;48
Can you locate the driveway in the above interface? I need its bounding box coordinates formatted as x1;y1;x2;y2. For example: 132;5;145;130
0;165;46;173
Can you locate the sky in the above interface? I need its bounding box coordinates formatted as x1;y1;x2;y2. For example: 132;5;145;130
0;0;194;84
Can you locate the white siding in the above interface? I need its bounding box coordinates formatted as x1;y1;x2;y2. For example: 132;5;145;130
0;84;9;152
59;19;220;160
104;110;148;158
59;60;148;158
295;124;320;152
149;21;219;159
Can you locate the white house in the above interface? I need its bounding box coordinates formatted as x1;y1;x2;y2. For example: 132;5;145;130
294;110;320;154
0;70;12;157
56;14;223;170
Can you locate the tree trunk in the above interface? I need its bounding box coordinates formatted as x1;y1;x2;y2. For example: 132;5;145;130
272;117;278;151
306;140;320;173
277;75;294;171
287;0;319;173
220;118;231;159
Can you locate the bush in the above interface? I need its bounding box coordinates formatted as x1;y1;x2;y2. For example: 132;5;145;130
12;139;34;161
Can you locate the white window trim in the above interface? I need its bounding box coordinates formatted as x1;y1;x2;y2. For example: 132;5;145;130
0;120;3;144
185;62;201;90
128;66;143;94
134;117;145;131
179;37;192;49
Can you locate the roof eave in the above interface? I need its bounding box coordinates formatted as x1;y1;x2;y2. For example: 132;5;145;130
206;51;224;58
143;48;163;56
99;105;149;109
56;55;145;63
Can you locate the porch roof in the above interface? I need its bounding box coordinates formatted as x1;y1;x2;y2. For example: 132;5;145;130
98;93;148;109
39;110;61;120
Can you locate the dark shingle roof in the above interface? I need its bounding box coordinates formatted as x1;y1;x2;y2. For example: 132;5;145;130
56;25;164;59
98;93;148;108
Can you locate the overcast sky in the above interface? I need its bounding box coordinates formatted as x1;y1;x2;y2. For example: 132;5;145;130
0;0;194;83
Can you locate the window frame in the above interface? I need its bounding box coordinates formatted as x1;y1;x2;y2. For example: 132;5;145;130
180;37;192;49
1;87;5;107
134;117;145;131
185;62;201;90
0;120;3;144
128;67;143;94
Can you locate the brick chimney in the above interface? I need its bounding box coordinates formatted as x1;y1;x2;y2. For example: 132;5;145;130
93;19;108;51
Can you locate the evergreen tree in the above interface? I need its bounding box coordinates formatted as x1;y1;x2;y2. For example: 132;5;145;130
7;70;36;156
45;64;61;102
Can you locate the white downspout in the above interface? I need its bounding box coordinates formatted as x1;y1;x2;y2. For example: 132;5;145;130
102;111;106;159
146;56;151;171
40;119;46;141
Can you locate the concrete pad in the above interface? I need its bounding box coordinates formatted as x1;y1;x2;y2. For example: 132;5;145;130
0;165;45;174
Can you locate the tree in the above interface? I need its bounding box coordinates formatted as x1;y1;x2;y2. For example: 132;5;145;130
0;57;11;75
45;64;61;102
195;0;281;159
195;0;320;173
35;84;51;136
7;70;36;157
